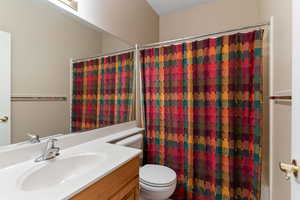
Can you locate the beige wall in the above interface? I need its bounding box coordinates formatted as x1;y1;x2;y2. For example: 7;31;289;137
159;0;261;41
0;0;103;143
77;0;159;45
259;0;292;200
101;32;132;54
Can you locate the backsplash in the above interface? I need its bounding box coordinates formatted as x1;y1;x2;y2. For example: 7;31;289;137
0;121;143;169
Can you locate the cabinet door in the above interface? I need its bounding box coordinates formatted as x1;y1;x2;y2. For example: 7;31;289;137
71;157;139;200
121;189;134;200
110;178;139;200
122;186;139;200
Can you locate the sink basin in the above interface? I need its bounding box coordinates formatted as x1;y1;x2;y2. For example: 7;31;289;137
17;153;106;191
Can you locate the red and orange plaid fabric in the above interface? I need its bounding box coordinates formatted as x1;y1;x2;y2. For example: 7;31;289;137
72;52;134;132
141;30;264;200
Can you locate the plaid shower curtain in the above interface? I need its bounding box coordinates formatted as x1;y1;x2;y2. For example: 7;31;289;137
72;52;134;132
141;30;264;200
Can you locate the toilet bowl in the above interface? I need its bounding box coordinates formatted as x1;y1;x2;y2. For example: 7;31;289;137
115;135;177;200
139;164;177;200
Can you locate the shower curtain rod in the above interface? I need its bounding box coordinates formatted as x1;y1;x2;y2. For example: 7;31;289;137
139;22;270;50
72;46;136;63
72;22;269;63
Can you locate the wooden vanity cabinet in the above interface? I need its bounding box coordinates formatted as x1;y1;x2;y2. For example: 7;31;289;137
70;156;140;200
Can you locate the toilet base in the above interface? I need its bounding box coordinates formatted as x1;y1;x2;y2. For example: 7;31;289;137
139;181;176;200
140;196;172;200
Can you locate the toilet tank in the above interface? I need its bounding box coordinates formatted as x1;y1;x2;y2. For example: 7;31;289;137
115;134;143;149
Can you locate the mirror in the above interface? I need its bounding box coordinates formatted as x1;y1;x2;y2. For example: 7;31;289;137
0;0;135;145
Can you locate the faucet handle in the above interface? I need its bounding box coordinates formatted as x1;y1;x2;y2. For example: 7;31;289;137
35;137;60;162
47;138;58;147
45;138;60;157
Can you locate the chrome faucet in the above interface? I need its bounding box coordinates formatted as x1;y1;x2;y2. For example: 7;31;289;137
27;133;40;143
35;138;60;162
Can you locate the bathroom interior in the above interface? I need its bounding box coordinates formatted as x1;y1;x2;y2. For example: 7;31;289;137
0;0;297;199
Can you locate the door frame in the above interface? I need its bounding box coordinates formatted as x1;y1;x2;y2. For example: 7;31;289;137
268;16;275;200
0;31;11;145
291;0;300;199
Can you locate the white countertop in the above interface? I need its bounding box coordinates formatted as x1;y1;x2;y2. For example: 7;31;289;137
0;138;141;200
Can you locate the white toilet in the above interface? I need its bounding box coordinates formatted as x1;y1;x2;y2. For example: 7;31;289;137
115;134;177;200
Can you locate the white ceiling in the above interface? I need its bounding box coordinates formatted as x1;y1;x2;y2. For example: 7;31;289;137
146;0;215;15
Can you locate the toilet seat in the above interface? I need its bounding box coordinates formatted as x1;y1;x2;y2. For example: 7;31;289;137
139;165;177;188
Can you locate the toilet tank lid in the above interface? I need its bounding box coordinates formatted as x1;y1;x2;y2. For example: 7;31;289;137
140;164;177;186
